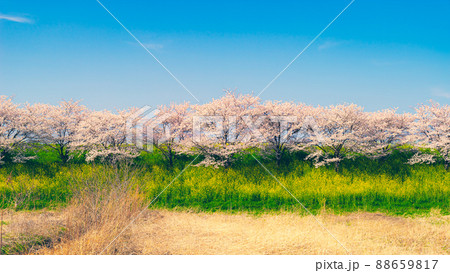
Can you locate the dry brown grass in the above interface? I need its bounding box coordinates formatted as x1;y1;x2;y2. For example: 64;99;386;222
1;208;449;255
39;180;146;254
134;209;450;255
17;162;147;255
39;189;145;255
0;209;64;254
0;190;145;255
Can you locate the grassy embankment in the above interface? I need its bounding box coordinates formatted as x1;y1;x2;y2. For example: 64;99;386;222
1;149;449;215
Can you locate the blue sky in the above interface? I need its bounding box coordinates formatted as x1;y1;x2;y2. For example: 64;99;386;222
1;0;449;112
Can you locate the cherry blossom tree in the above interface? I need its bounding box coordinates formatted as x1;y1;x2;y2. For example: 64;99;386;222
0;96;34;164
4;93;450;171
183;91;260;168
408;101;450;170
303;104;367;172
28;100;87;163
363;109;413;159
253;101;300;166
150;102;192;167
75;109;139;162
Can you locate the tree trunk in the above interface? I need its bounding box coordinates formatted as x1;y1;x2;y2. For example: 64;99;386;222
168;152;173;168
276;150;282;166
60;151;69;163
334;161;340;173
224;159;231;169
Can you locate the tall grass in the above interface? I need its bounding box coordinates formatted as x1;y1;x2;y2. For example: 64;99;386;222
0;150;449;215
0;162;146;255
40;162;146;254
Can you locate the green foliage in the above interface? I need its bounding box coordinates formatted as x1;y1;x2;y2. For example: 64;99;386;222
0;149;449;215
0;234;54;255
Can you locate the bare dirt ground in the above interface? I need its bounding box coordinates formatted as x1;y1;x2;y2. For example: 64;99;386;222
2;209;449;255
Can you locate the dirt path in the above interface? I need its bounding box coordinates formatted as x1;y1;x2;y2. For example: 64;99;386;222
132;210;450;255
2;209;449;255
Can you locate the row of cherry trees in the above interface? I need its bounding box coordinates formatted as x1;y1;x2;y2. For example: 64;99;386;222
1;93;449;171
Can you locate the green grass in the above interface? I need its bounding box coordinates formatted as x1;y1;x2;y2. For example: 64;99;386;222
0;149;449;215
0;234;54;255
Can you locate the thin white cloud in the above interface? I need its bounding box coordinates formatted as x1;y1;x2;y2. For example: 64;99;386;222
431;87;450;99
142;43;163;50
0;14;32;23
318;41;342;51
